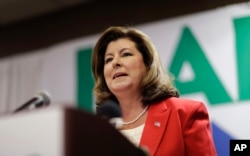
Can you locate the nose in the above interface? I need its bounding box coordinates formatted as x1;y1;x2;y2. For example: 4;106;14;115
112;56;121;68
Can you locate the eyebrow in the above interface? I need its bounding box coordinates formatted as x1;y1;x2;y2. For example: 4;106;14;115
105;48;131;56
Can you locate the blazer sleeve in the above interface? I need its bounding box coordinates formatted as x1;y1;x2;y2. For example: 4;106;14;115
180;101;217;156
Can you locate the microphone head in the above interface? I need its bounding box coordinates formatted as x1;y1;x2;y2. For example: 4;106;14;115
37;90;51;106
96;99;121;119
13;90;51;113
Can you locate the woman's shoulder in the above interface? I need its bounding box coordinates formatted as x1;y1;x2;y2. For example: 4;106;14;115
161;97;207;112
149;97;209;122
159;97;209;121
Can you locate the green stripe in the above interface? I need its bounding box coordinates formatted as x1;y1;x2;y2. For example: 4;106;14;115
76;47;94;113
234;16;250;101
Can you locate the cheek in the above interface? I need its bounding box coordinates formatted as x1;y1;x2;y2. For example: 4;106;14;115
133;61;147;74
103;65;111;80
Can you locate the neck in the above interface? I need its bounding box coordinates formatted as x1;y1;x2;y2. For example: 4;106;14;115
122;105;149;125
117;95;143;112
117;98;146;124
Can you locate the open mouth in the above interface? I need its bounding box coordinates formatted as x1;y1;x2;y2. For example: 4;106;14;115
113;73;128;79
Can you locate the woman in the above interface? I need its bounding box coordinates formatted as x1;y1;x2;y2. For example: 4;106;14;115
92;26;217;156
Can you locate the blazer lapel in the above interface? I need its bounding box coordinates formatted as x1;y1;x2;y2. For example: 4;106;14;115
139;100;171;155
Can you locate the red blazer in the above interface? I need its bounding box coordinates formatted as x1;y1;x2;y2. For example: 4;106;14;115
139;97;217;156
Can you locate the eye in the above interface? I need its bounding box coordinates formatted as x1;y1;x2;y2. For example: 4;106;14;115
105;57;113;64
122;52;132;57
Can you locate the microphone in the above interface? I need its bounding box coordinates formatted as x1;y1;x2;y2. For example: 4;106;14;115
96;99;123;129
96;99;121;119
13;90;51;113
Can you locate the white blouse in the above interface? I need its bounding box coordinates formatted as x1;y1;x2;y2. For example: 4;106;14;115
120;124;145;146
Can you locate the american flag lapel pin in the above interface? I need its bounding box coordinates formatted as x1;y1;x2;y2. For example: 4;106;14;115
154;121;161;127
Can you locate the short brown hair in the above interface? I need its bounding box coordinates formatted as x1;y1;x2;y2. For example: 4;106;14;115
92;26;179;105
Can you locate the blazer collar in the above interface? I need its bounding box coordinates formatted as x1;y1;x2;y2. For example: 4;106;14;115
139;99;171;156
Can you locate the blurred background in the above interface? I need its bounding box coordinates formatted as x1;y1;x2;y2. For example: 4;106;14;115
0;0;250;156
0;0;249;58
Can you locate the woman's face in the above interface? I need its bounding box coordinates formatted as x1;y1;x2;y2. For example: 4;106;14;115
103;38;147;96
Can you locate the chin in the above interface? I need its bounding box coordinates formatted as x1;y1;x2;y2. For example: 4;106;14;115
111;84;131;92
